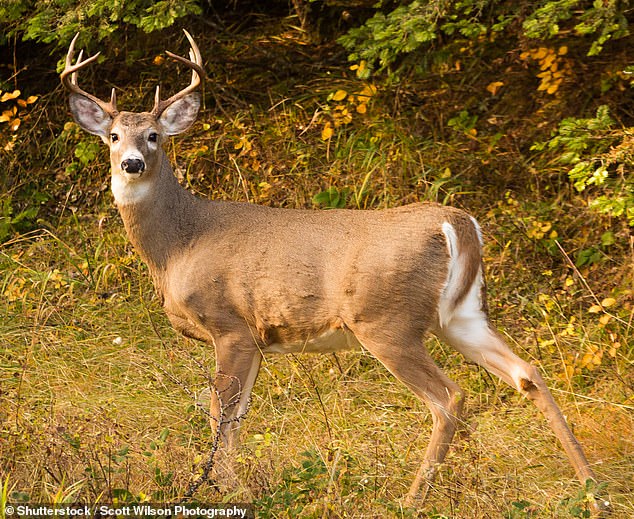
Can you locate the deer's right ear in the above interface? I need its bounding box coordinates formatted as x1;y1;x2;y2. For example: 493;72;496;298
69;93;112;139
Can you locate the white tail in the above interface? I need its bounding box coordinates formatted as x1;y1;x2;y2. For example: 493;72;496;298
61;31;601;506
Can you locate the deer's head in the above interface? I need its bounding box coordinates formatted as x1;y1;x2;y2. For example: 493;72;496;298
61;31;203;191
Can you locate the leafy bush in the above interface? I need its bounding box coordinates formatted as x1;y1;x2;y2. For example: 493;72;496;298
531;106;634;225
338;0;631;73
0;0;202;49
522;0;629;56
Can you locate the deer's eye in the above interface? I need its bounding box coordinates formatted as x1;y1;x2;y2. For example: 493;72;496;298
148;132;158;143
110;133;119;143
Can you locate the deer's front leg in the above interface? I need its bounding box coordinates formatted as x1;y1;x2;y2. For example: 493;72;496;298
210;332;262;449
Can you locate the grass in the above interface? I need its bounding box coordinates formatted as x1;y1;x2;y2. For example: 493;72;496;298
1;207;632;517
2;18;634;519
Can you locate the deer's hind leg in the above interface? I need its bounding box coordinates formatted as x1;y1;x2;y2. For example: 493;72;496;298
435;295;597;488
350;324;465;504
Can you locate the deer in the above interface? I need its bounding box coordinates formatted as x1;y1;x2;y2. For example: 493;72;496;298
60;30;604;509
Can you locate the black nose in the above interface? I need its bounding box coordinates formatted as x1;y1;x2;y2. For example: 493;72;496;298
121;159;145;174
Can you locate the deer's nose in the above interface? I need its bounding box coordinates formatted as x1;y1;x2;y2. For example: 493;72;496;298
121;158;145;174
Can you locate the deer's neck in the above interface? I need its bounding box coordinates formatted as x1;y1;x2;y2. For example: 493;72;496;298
114;151;202;277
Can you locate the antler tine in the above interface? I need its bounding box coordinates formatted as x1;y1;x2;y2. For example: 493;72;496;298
60;33;118;117
152;29;204;117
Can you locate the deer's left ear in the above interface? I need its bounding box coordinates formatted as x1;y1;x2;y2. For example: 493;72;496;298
158;92;200;135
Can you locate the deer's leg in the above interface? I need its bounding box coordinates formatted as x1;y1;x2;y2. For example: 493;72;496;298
437;311;597;487
210;332;262;449
351;326;464;504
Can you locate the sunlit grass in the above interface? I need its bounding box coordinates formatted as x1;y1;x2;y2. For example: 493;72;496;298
1;196;632;516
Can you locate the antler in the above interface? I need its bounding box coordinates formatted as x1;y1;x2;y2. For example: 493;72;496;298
60;33;118;117
151;29;204;117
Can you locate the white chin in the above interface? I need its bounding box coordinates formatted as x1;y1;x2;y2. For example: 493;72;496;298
111;172;151;205
123;172;143;180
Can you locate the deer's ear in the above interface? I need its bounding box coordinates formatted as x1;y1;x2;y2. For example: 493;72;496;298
69;93;113;138
158;92;200;135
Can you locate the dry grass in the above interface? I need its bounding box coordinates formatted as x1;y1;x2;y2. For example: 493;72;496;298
1;223;632;517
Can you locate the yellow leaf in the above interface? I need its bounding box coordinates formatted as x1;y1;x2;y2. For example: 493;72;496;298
9;118;20;131
153;55;165;65
0;89;20;102
540;54;556;71
608;342;620;357
601;297;616;308
546;83;559;94
558;46;568;56
534;47;549;60
350;60;366;73
356;103;367;114
332;90;347;101
486;81;504;96
519;51;531;61
321;123;334;140
588;305;602;314
357;85;377;103
0;110;13;122
580;353;593;368
539;221;552;232
26;95;38;104
17;99;27;108
599;314;612;325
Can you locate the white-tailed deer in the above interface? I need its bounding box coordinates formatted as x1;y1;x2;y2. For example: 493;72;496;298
61;31;601;506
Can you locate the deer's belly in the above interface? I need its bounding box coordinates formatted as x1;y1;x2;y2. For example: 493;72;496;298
263;328;362;354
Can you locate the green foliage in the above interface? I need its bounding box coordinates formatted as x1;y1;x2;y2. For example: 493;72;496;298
531;106;634;225
312;186;350;209
337;1;447;70
522;0;629;56
254;449;368;517
339;0;630;72
255;449;329;516
0;195;43;242
447;109;478;134
505;499;536;519
558;479;609;517
0;0;202;49
575;231;615;267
